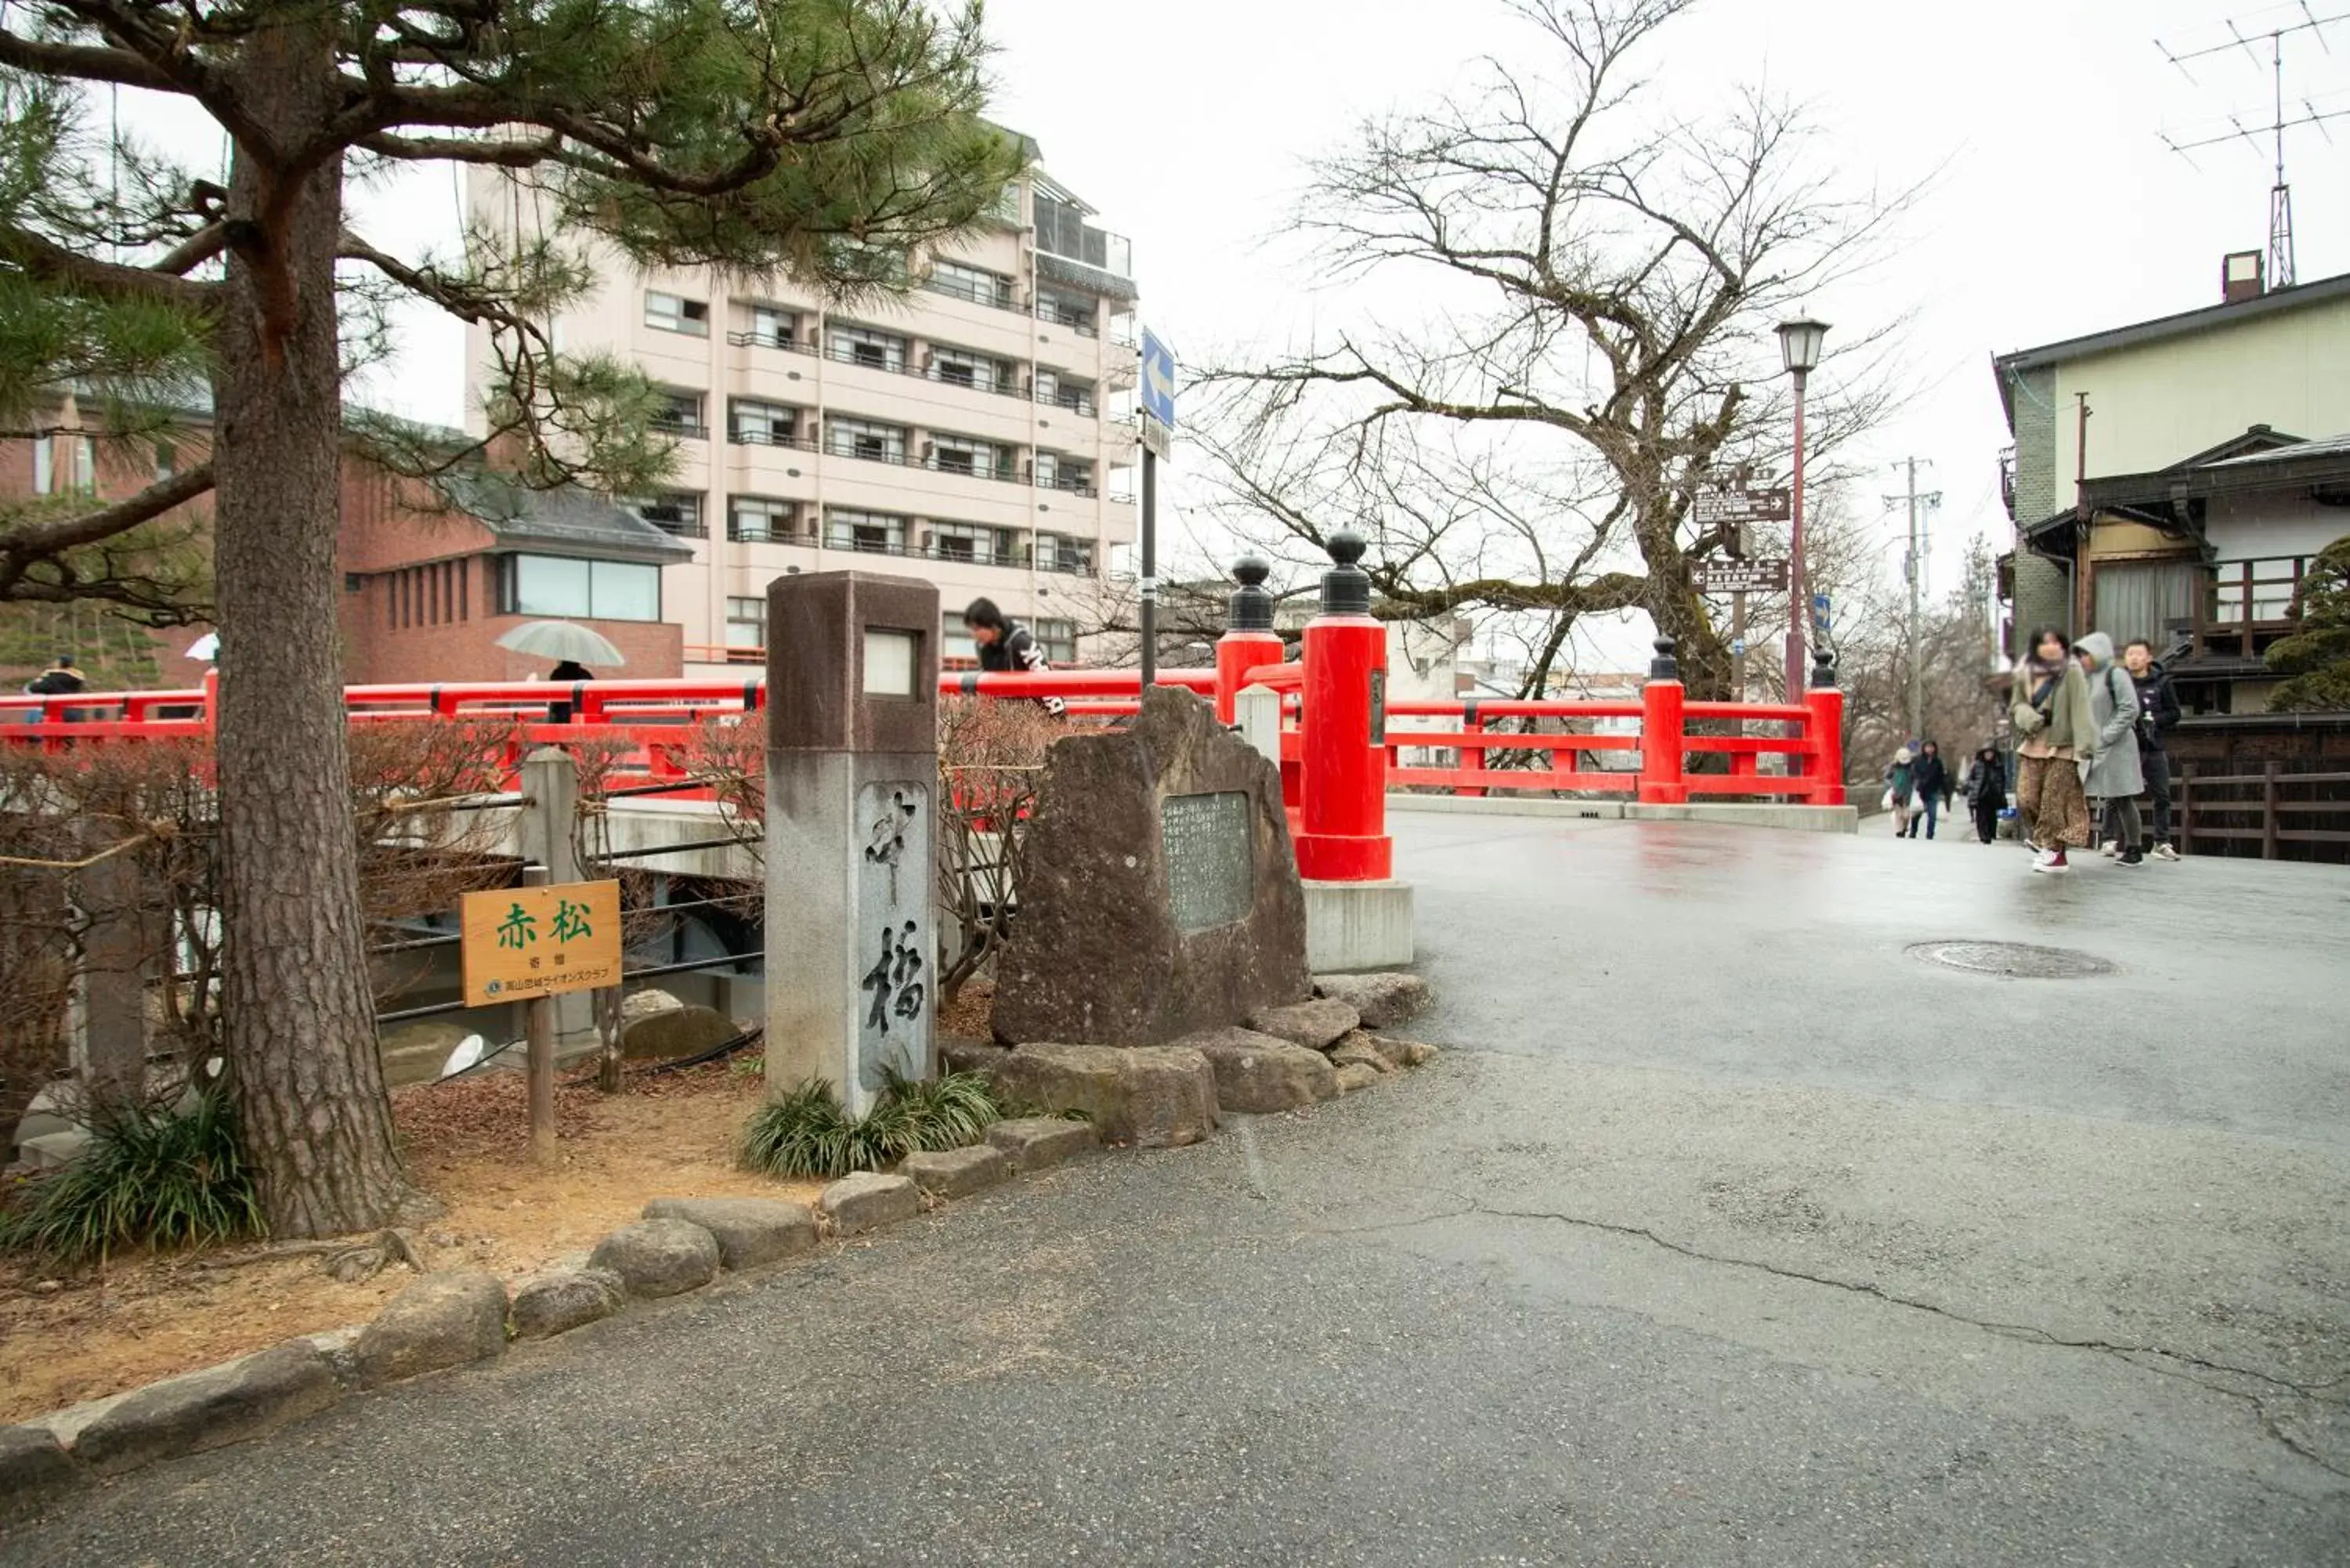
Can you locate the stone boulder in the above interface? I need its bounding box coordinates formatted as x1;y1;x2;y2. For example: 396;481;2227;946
900;1144;1011;1198
1367;1035;1439;1069
508;1268;627;1340
987;1042;1217;1148
641;1197;816;1271
1329;1033;1395;1075
70;1341;339;1476
622;1004;739;1062
985;1117;1098;1173
1249;998;1361;1052
819;1172;920;1236
942;1039;1013;1077
1335;1063;1381;1093
1313;972;1434;1031
0;1424;78;1520
1174;1027;1339;1114
589;1219;722;1298
349;1271;509;1389
992;687;1311;1047
620;986;686;1024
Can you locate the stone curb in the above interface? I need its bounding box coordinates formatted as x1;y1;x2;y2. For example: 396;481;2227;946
0;1111;1115;1515
2;1003;1444;1518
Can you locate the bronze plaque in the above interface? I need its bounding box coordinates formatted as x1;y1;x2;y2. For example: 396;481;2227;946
1161;790;1253;933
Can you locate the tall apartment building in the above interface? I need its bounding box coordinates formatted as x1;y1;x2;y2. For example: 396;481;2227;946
466;157;1141;674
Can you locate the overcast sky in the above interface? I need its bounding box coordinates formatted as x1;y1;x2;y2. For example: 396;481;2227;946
323;0;2348;640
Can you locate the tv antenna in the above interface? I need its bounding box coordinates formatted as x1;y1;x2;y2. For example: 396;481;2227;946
2157;5;2350;288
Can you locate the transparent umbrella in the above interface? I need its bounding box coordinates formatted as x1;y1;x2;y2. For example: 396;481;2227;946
495;620;627;667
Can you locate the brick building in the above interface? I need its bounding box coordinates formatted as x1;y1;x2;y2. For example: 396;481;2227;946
2;392;689;690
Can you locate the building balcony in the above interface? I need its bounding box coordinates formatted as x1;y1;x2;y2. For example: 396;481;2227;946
1034;302;1099;338
727;429;820;451
920;275;1024;313
2189;554;2325;662
725;330;820;357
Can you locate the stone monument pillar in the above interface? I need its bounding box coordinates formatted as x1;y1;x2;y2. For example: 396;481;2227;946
765;573;940;1115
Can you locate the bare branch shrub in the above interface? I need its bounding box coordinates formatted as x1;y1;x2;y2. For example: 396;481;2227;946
935;699;1062;1006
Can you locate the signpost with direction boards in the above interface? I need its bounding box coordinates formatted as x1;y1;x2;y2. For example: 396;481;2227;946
1694;558;1791;595
1691;486;1791;527
1692;482;1794;703
1138;330;1177;688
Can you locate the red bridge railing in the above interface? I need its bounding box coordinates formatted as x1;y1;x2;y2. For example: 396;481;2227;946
4;553;1847;862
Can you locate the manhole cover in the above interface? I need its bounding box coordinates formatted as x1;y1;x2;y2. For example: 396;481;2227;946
1906;941;2116;979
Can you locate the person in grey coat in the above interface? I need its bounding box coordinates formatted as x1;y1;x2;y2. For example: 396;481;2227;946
2074;631;2146;866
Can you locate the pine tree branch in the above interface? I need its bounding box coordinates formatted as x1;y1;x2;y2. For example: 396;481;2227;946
336;231;528;329
0;461;216;571
153;220;231;276
37;0;279;161
356;130;562;168
0;23;175;91
0;221;223;311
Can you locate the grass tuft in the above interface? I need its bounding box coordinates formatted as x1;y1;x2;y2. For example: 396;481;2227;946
0;1092;266;1266
739;1068;1003;1180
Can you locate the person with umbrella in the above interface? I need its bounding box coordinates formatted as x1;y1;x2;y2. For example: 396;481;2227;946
497;621;627;726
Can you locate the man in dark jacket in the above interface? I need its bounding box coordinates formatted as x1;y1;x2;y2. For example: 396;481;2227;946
24;653;85;723
963;598;1065;717
2120;638;2182;860
1962;744;2007;844
1905;740;1953;840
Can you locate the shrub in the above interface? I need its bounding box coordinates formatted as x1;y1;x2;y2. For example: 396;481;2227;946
0;1091;266;1265
740;1068;1002;1180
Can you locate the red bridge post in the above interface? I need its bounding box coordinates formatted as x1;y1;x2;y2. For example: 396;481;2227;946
1293;532;1392;883
1637;638;1687;805
1804;649;1846;805
1214;555;1285;727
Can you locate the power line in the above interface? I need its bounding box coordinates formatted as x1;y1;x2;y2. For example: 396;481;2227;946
1883;459;1943;744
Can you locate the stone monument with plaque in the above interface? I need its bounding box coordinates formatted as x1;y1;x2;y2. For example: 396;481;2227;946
990;685;1311;1048
765;573;939;1115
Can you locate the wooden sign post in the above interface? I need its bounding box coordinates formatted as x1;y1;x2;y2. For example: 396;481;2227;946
461;874;623;1162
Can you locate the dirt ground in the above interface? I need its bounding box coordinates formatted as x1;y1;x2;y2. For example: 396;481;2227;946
0;1059;821;1425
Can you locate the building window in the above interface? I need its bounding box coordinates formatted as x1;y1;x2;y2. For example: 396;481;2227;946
1034;617;1078;664
927;433;1010;480
500;554;662;621
1034;288;1097;336
1034;193;1130;277
925;522;1007;565
1037;533;1094;576
823;508;907;556
68;436;95;493
743;303;796;347
653;389;706;438
631;491;705;537
1034;370;1096;416
926;259;1014;309
827;323;908;373
942;616;980;667
154;442;175;482
645;292;710;336
929;344;1014;394
728;398;803;446
31;436;52;495
826;415;908;465
730;496;794;544
726;595;767;650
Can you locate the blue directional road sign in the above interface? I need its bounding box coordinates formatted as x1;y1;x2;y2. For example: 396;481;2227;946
1810;592;1833;638
1140;330;1177;430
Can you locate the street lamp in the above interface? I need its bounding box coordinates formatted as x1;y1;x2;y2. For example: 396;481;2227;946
1776;317;1830;699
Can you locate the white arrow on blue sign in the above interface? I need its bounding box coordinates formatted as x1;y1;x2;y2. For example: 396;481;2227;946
1140;330;1177;430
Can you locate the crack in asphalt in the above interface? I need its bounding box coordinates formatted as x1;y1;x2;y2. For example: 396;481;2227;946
1348;1194;2350;1481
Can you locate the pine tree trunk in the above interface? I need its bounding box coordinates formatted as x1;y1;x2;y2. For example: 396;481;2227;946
212;19;413;1236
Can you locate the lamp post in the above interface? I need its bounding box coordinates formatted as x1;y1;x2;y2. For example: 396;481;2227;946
1777;317;1829;699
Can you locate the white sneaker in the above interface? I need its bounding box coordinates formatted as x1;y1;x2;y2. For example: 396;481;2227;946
2153;843;2181;862
2100;841;2119;857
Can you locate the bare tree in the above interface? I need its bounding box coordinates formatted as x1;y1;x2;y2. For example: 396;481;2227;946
1197;0;1909;699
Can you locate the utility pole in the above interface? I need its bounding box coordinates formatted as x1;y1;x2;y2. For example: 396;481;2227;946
1885;459;1943;744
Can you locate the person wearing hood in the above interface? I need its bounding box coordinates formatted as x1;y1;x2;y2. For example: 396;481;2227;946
2076;631;2146;867
1961;744;2008;844
1882;744;1918;838
2009;627;2099;873
2118;638;2182;860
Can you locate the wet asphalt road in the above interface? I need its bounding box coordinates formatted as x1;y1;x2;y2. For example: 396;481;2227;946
5;816;2347;1566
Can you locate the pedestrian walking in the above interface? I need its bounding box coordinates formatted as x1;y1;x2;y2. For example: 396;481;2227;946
2076;631;2146;867
1906;740;1952;840
1962;744;2007;844
1882;744;1917;838
2118;638;2182;860
964;598;1067;717
2010;627;2099;873
545;658;594;726
23;653;85;724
